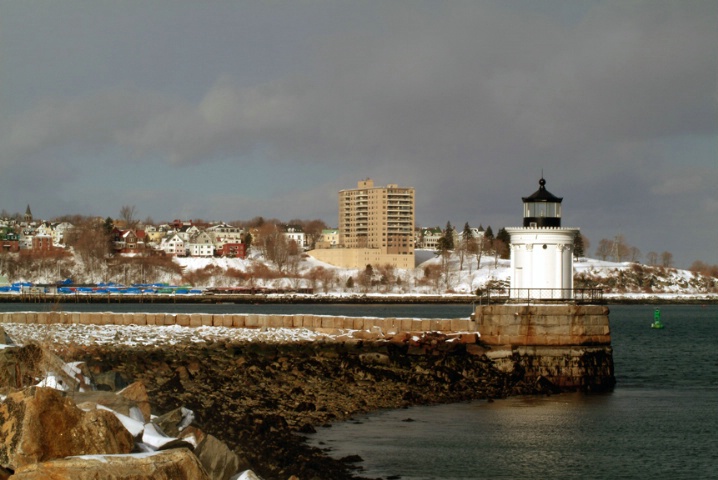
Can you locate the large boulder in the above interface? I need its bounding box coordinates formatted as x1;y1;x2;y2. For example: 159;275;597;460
194;434;242;480
0;387;134;470
117;381;152;421
73;381;151;422
9;448;211;480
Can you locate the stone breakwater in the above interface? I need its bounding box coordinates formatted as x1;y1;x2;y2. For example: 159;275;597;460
1;311;475;333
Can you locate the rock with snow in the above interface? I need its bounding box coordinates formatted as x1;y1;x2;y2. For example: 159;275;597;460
231;470;265;480
152;406;195;437
117;381;152;422
9;448;211;480
0;387;134;471
72;381;151;424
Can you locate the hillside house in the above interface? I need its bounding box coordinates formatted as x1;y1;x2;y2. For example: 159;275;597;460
282;225;306;249
187;231;215;257
217;242;247;259
159;233;187;256
417;227;443;249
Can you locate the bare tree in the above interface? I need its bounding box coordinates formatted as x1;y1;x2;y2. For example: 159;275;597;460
358;264;374;293
286;240;303;287
612;235;631;262
376;263;396;292
660;251;673;268
423;264;443;293
646;251;659;266
307;266;336;293
473;235;489;270
119;205;139;230
629;246;641;263
255;224;291;272
595;239;612;261
288;218;328;249
65;219;112;282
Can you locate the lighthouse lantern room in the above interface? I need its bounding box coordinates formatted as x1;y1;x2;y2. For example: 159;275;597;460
506;177;579;300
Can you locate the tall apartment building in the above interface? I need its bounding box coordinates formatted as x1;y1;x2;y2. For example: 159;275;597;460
339;179;415;255
309;179;416;269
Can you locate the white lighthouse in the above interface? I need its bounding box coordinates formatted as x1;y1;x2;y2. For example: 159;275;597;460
505;177;579;300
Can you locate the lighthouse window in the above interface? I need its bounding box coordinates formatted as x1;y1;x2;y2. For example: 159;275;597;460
543;244;547;249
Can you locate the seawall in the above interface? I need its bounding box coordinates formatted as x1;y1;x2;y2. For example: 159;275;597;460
0;311;475;333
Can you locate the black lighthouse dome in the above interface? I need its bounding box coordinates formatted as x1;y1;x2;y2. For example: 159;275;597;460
522;177;563;227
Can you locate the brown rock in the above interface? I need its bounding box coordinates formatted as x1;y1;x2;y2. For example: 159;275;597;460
0;326;13;345
388;332;410;343
0;465;11;480
153;407;195;437
460;333;480;344
0;387;133;470
179;424;207;445
180;426;250;478
192;432;242;480
118;381;152;422
72;381;151;424
10;448;211;480
466;344;487;356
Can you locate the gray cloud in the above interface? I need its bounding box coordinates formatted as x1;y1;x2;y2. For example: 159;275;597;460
0;0;716;266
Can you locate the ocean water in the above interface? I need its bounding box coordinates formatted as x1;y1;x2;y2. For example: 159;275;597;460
307;305;718;479
4;302;717;478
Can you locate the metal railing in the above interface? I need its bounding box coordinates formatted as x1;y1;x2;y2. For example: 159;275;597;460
478;287;604;305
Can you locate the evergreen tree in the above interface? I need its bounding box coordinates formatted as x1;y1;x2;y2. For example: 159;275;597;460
103;217;114;234
496;227;510;245
462;222;472;241
496;228;511;259
441;221;454;250
573;232;585;259
484;225;494;240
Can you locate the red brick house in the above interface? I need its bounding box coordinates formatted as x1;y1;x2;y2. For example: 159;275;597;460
217;242;246;259
32;234;54;251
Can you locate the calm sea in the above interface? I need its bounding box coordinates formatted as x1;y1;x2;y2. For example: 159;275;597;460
306;304;718;479
3;303;717;478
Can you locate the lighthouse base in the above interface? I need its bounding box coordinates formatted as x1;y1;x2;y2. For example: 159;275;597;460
475;304;615;392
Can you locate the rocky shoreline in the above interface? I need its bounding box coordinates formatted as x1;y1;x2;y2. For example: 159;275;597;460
52;334;543;479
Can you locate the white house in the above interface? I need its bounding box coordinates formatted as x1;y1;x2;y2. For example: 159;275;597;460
207;223;244;248
282;225;306;249
187;231;215;257
159;233;187;257
52;222;74;246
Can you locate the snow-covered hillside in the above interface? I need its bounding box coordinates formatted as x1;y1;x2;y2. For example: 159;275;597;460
172;249;716;297
3;249;716;297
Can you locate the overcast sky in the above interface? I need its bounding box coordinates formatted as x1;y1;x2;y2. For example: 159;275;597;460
0;0;716;267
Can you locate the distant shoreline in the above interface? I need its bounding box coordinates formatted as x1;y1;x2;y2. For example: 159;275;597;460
0;292;716;305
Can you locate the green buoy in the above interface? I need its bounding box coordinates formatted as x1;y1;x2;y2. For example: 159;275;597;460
651;308;664;329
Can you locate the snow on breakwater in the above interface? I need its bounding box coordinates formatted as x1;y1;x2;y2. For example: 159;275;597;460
0;311;477;343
